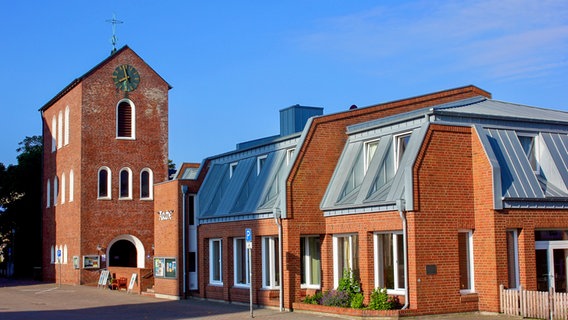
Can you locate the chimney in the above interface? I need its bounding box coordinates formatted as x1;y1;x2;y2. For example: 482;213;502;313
280;104;323;136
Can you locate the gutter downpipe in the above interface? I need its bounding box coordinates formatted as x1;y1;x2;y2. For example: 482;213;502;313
273;207;284;312
181;185;188;299
396;199;409;310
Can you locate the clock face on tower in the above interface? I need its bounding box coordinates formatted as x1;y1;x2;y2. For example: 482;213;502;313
112;64;140;92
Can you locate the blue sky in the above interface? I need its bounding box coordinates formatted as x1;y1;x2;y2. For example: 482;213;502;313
1;1;567;167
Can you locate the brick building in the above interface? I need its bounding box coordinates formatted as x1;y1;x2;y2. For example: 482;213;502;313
178;85;568;316
40;46;170;288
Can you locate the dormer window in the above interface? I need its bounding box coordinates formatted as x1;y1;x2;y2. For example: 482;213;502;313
364;139;379;173
257;155;267;175
394;133;411;172
229;162;238;178
518;133;539;173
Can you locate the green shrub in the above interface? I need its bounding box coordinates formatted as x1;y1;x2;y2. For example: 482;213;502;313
302;291;323;305
337;269;361;297
350;292;365;309
368;287;392;310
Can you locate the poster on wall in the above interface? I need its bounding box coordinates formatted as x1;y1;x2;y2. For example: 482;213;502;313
154;258;164;277
73;256;80;269
165;258;176;278
83;255;100;269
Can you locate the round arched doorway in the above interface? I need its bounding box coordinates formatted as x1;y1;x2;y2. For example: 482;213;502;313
108;240;137;267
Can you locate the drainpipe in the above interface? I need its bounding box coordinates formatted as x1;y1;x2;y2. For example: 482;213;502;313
181;185;188;299
273;208;284;311
396;199;409;310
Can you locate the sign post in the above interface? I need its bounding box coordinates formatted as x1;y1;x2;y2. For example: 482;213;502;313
56;249;62;288
245;228;253;318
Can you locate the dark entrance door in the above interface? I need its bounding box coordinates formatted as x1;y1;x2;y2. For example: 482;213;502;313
109;240;137;267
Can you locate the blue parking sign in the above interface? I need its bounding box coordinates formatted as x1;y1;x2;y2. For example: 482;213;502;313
245;228;252;242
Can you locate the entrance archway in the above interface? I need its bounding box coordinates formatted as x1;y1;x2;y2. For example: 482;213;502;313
107;234;146;268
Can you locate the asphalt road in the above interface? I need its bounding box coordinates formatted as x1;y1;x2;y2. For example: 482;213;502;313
0;278;520;320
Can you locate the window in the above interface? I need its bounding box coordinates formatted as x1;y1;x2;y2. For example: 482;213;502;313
364;139;379;173
117;100;135;139
229;162;238;178
257;155;267;175
57;111;63;149
46;179;51;208
234;238;250;287
374;232;405;293
518;133;539;172
61;173;66;204
140;168;153;199
98;167;111;199
50;245;55;263
209;239;222;285
458;230;475;293
395;133;411;171
53;176;59;206
301;236;321;288
333;234;359;288
119;168;132;199
507;229;520;289
69;170;74;202
262;236;280;288
286;148;296;166
51;116;57;152
64;106;70;146
187;195;195;225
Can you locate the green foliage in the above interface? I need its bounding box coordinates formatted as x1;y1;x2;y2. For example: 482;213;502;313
350;292;364;309
337;268;361;296
321;290;350;308
368;287;393;310
302;291;322;305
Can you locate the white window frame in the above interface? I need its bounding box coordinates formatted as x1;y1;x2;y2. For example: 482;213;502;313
116;99;136;140
119;167;133;200
517;132;540;174
286;148;296;166
61;173;66;204
374;232;405;294
506;229;520;289
364;139;380;173
332;233;358;288
394;132;411;172
229;162;238;178
233;238;250;287
69;170;74;202
97;167;112;200
257;155;267;176
262;236;280;289
64;106;70;146
459;230;475;294
51;116;56;152
46;179;51;208
301;236;321;289
53;176;59;206
140;168;153;200
57;111;63;149
209;238;223;285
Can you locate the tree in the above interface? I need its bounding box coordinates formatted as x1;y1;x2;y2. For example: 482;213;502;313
0;136;42;278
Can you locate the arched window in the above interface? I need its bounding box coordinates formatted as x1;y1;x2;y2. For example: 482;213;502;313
69;170;74;202
140;168;153;199
57;111;63;149
46;179;51;208
119;168;132;199
61;173;66;204
50;245;55;263
51;116;57;152
64;106;70;146
53;176;59;206
116;100;135;139
63;244;68;264
98;167;111;199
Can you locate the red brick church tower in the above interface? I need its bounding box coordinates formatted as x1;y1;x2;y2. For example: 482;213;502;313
40;46;170;285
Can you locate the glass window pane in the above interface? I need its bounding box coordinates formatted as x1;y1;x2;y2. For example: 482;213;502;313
458;232;471;290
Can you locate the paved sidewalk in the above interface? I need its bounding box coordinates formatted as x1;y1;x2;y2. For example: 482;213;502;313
0;278;520;320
